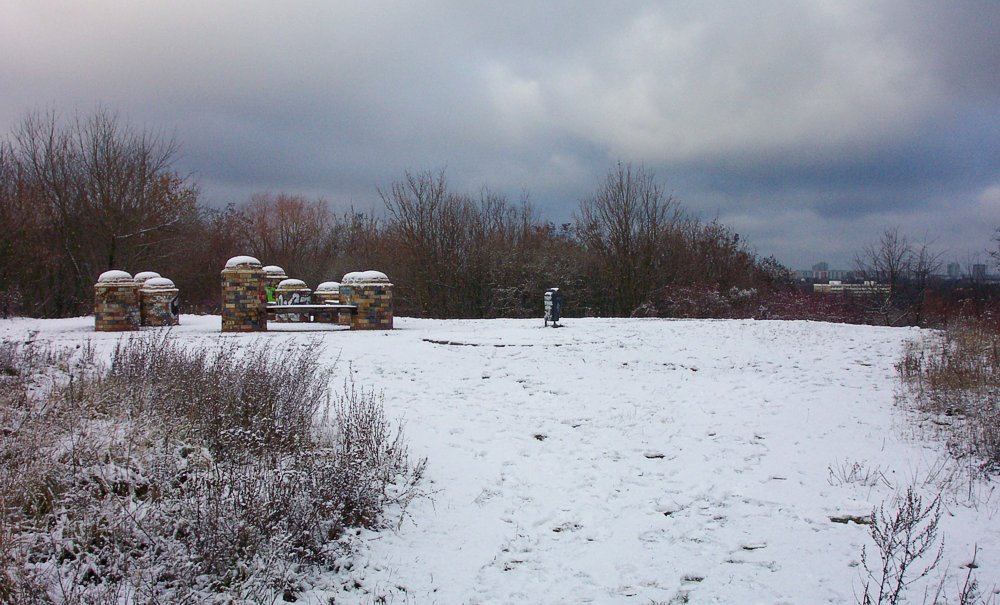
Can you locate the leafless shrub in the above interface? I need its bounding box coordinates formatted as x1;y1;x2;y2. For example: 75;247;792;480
855;490;995;604
105;333;328;458
953;546;992;605
920;544;997;605
752;288;871;324
634;284;731;319
0;335;425;602
860;488;944;605
331;381;427;529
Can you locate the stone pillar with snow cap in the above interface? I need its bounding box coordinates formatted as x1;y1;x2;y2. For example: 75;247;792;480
313;281;343;324
262;265;287;303
273;278;312;322
340;270;393;330
221;256;267;332
133;271;161;286
133;272;161;322
94;270;140;332
140;277;180;326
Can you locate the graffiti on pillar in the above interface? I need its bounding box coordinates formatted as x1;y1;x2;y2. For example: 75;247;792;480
277;292;307;305
276;291;309;321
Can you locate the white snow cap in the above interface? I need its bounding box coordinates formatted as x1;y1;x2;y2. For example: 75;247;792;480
224;255;262;268
342;270;391;286
276;278;308;289
133;271;161;283
97;270;133;283
315;281;341;292
141;277;176;290
262;265;287;277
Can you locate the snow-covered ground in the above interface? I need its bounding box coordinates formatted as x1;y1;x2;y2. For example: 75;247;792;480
2;315;997;603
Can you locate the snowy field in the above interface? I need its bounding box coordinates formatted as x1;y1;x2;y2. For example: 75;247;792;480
2;315;998;603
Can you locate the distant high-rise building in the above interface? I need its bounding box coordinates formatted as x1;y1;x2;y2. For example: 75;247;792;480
973;264;987;280
947;262;962;280
811;261;829;281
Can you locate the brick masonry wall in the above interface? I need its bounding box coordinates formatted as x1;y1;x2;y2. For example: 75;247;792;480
341;284;393;330
221;266;267;332
95;283;140;332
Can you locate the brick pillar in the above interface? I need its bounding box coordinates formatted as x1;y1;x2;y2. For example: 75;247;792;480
313;281;342;324
221;256;267;332
95;270;140;332
134;272;161;323
140;277;180;327
274;279;311;322
341;271;393;330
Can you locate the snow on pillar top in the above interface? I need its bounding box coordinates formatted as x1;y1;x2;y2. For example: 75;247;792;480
97;270;134;283
224;255;262;269
262;265;287;278
276;278;308;289
141;277;176;290
342;270;392;286
133;271;161;283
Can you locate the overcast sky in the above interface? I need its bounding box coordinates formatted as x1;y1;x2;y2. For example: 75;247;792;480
3;1;999;270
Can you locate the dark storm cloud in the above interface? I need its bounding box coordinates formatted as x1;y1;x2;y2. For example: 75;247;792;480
2;0;998;268
690;115;999;217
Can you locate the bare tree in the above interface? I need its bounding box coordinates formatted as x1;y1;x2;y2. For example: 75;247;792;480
166;204;247;313
379;170;477;316
854;227;942;325
326;208;384;282
0;142;32;316
3;108;198;316
856;228;911;296
575;162;683;315
907;238;944;326
377;170;563;318
991;228;999;270
236;192;337;285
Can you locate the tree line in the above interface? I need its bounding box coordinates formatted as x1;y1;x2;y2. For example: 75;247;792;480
0;109;790;320
4;108;995;324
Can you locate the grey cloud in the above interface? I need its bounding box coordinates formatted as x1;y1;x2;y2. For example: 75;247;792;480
2;0;998;269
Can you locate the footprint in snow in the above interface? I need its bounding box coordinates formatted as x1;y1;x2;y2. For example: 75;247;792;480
551;521;582;533
724;557;780;572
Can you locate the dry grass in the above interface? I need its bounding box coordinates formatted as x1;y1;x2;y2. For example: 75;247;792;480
897;314;1000;472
